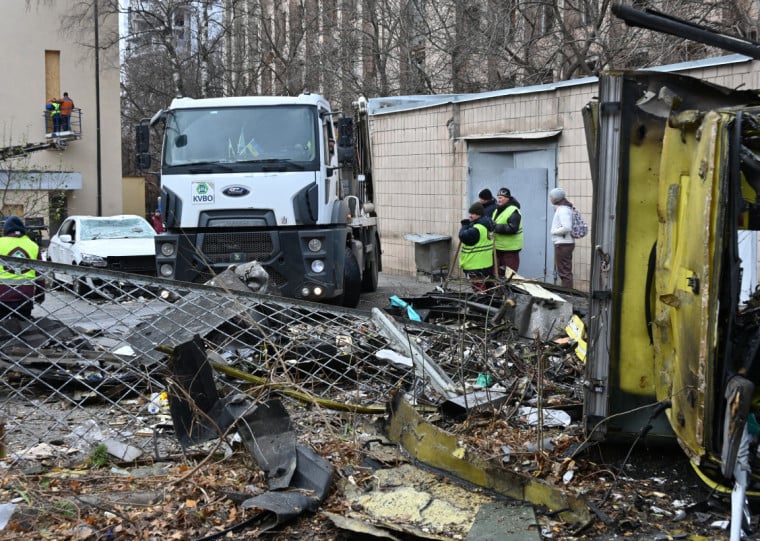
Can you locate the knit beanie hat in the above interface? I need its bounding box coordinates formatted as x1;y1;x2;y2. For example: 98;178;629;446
3;216;26;236
497;187;511;198
478;188;493;200
549;187;566;201
468;202;485;216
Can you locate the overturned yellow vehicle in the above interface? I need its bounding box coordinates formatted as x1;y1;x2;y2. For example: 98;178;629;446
584;69;760;490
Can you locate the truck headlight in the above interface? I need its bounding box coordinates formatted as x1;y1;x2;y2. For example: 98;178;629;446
160;242;176;257
307;238;322;252
160;263;174;277
311;260;325;273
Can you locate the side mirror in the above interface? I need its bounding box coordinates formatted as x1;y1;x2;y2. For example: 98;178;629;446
59;234;73;243
135;123;150;153
136;153;151;170
135;122;151;171
336;117;355;165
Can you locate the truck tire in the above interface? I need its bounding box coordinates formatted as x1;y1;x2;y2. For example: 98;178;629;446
342;247;361;308
361;238;379;293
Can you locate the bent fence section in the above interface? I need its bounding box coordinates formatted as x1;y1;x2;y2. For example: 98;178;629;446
0;256;489;469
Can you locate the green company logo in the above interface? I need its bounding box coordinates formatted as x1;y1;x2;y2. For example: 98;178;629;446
192;182;214;203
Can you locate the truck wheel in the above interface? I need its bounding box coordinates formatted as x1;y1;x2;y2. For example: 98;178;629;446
361;239;379;293
342;247;361;308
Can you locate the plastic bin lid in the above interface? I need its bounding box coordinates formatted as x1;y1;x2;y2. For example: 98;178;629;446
403;233;451;244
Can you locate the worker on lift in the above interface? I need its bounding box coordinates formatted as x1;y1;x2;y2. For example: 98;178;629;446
46;98;61;134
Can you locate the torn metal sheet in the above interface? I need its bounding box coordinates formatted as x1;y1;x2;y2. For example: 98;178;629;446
371;307;458;399
165;336;333;538
167;335;298;488
467;501;540;541
237;445;333;535
511;286;573;340
240;399;297;490
440;390;509;420
384;394;591;527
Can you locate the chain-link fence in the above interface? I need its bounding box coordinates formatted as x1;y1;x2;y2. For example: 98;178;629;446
0;256;524;471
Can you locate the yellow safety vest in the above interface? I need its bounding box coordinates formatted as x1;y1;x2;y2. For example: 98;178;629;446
0;235;39;287
492;205;523;251
460;223;494;271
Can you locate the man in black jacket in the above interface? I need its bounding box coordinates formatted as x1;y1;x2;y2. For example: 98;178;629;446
478;188;498;218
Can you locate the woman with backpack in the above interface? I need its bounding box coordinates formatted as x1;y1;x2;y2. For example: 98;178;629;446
549;187;575;288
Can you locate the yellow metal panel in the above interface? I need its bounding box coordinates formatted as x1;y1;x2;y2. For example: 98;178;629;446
615;124;662;397
652;110;728;459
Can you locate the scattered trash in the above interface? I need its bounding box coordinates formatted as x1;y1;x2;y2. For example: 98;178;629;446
518;407;572;428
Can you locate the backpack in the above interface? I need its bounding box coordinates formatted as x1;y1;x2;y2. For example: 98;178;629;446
571;207;588;239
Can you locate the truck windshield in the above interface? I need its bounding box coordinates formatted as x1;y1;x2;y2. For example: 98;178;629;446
163;105;320;171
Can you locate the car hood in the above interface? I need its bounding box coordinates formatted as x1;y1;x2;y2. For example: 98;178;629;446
77;238;155;257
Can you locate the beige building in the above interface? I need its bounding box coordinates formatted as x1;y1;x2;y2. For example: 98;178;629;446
369;54;760;292
0;1;122;234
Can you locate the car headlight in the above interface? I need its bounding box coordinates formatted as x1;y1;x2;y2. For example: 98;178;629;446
307;238;322;252
80;254;107;267
311;259;325;273
160;242;176;257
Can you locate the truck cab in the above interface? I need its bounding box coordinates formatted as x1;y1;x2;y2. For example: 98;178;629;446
137;93;380;307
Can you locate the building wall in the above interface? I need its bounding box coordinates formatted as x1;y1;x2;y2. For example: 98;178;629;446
371;56;759;292
0;1;122;224
122;176;147;219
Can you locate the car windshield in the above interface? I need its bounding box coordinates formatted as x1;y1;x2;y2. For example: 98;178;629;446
79;218;154;241
163;105;319;170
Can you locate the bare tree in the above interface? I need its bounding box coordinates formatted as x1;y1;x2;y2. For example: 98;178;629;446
88;0;760;177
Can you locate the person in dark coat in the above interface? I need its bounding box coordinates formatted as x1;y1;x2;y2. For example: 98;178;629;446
478;188;498;218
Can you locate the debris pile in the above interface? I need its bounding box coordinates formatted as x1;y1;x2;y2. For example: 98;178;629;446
0;266;734;539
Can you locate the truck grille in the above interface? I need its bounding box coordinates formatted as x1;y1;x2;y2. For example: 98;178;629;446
201;232;274;264
106;255;156;276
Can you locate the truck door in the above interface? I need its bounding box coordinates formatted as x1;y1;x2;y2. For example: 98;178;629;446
585;69;760;470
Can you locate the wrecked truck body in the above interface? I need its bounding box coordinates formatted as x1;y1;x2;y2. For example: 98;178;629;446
583;68;760;490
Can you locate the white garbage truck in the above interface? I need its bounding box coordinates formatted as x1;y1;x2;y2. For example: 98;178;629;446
135;93;380;307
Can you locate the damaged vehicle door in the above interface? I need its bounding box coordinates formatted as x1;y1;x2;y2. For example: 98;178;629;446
584;68;760;487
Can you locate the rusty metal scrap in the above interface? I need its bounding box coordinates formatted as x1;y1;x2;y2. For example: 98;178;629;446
384;393;591;528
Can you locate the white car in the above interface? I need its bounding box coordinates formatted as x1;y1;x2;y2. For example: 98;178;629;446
47;215;157;294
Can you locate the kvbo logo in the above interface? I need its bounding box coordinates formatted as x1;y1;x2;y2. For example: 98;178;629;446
192;182;215;203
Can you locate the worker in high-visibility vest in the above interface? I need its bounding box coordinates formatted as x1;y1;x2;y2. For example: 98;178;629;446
459;202;494;293
46;98;62;134
492;187;523;275
0;216;45;319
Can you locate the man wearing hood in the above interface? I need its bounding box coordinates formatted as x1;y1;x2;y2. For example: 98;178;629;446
459;202;494;292
0;216;45;319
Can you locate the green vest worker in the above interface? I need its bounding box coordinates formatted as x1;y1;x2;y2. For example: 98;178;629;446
492;187;523;276
0;216;45;319
459;202;494;292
